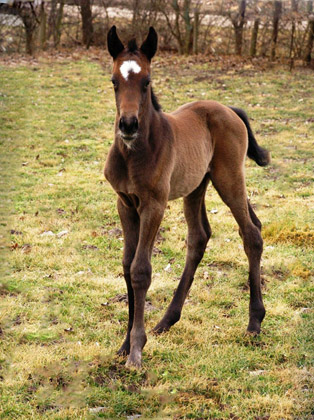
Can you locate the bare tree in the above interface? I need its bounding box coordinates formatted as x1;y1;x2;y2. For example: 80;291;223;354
132;0;140;30
38;1;46;49
227;0;247;55
304;1;314;64
0;1;39;54
289;0;298;59
192;6;199;54
250;17;260;57
270;0;282;60
48;0;64;47
80;0;93;48
157;0;202;55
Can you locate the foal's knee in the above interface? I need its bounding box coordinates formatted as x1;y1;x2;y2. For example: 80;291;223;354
188;231;209;261
130;260;152;290
244;225;263;258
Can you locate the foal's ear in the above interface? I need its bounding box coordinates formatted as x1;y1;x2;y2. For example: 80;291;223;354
107;26;124;59
140;27;158;61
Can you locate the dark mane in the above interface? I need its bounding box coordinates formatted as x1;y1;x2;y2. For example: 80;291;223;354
127;39;138;53
151;87;161;112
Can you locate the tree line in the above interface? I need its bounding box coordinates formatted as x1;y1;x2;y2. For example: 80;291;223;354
0;0;313;65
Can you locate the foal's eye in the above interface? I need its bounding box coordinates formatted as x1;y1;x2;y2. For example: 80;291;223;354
143;79;150;90
111;79;118;90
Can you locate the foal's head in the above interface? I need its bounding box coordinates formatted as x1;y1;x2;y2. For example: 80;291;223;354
107;26;158;146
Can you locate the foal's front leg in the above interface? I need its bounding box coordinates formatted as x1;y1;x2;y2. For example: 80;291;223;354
126;200;165;368
117;198;140;355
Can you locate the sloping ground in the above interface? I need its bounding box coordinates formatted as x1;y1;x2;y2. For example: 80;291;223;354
0;53;313;419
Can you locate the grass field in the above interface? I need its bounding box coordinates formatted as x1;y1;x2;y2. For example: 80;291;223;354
0;52;313;419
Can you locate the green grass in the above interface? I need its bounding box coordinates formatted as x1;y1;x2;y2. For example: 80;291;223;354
0;53;313;419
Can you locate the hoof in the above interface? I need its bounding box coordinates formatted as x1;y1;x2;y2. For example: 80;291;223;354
126;352;142;369
152;322;170;335
153;315;179;334
246;329;259;337
247;319;261;335
117;342;130;356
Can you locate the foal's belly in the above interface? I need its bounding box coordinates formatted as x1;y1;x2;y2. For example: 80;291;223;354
168;134;213;200
169;167;210;200
167;113;213;200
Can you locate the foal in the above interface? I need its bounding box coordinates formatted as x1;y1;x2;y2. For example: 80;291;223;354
105;26;270;368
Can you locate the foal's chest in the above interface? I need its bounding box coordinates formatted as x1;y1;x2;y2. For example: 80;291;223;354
104;145;146;196
104;152;128;194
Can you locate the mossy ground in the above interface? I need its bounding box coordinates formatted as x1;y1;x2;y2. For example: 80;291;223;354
0;52;313;419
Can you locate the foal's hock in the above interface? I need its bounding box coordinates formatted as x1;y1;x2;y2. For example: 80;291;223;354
104;26;270;368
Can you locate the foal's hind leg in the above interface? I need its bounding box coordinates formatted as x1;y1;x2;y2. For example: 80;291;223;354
248;200;262;231
238;200;262;239
210;166;265;334
117;198;140;355
153;174;211;334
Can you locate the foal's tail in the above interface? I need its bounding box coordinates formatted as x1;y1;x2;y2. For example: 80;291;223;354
229;106;270;167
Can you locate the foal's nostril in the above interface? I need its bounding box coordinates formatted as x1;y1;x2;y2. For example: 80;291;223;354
119;116;138;136
132;117;138;131
119;117;125;132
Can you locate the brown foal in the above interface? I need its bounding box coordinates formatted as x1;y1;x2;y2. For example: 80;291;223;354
105;26;270;368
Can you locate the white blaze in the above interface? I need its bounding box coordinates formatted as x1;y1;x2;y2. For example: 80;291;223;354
120;60;141;80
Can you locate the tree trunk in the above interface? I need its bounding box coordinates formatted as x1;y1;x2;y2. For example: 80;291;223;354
55;0;64;47
0;3;38;55
48;0;56;41
20;8;38;55
80;0;93;48
24;21;35;55
271;0;282;61
132;0;140;30
304;15;314;64
231;0;246;56
39;2;46;50
250;18;260;57
171;0;183;54
183;0;192;54
289;0;298;59
193;7;199;54
234;26;243;55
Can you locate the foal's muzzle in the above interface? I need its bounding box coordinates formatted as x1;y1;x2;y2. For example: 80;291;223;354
119;116;139;141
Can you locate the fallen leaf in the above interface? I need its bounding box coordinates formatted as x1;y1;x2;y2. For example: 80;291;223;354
21;244;31;254
109;293;128;303
249;370;266;376
64;327;74;333
164;263;172;272
153;247;162;255
56;230;69;238
89;407;106;414
40;231;55;237
82;244;99;251
145;301;158;311
108;228;122;237
10;230;22;235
